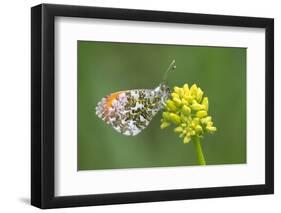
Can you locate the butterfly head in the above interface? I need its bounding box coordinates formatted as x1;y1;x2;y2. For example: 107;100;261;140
154;83;171;106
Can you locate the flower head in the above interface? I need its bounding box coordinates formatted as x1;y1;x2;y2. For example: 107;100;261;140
160;83;217;144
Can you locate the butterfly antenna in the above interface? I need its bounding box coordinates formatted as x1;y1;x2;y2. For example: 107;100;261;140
163;60;176;82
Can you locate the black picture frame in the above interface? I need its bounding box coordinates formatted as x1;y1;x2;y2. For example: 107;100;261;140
31;3;274;209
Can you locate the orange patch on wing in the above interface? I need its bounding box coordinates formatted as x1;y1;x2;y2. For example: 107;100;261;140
105;92;122;108
101;91;124;122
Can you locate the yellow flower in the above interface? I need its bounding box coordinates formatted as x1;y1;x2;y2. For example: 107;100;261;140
160;83;217;144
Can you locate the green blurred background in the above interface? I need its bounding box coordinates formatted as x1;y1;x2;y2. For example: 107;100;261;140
78;41;246;170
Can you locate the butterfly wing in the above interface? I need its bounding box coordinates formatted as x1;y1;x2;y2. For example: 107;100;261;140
96;89;163;136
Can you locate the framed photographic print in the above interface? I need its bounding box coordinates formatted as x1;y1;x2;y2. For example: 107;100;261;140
31;3;274;209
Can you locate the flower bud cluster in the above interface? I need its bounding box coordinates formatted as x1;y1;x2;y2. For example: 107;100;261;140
160;84;217;144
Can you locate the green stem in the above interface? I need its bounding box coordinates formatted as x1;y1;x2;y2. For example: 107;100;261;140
193;136;206;165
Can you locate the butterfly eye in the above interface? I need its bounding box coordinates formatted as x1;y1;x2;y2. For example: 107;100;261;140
166;86;171;94
160;83;171;94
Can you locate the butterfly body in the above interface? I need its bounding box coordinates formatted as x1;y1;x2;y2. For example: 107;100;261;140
96;83;170;136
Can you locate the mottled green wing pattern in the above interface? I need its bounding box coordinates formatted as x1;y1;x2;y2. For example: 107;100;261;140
96;84;170;136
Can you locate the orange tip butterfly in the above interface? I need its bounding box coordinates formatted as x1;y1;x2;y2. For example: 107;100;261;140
96;60;176;136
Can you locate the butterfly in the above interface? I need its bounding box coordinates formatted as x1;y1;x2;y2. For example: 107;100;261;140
96;60;176;136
